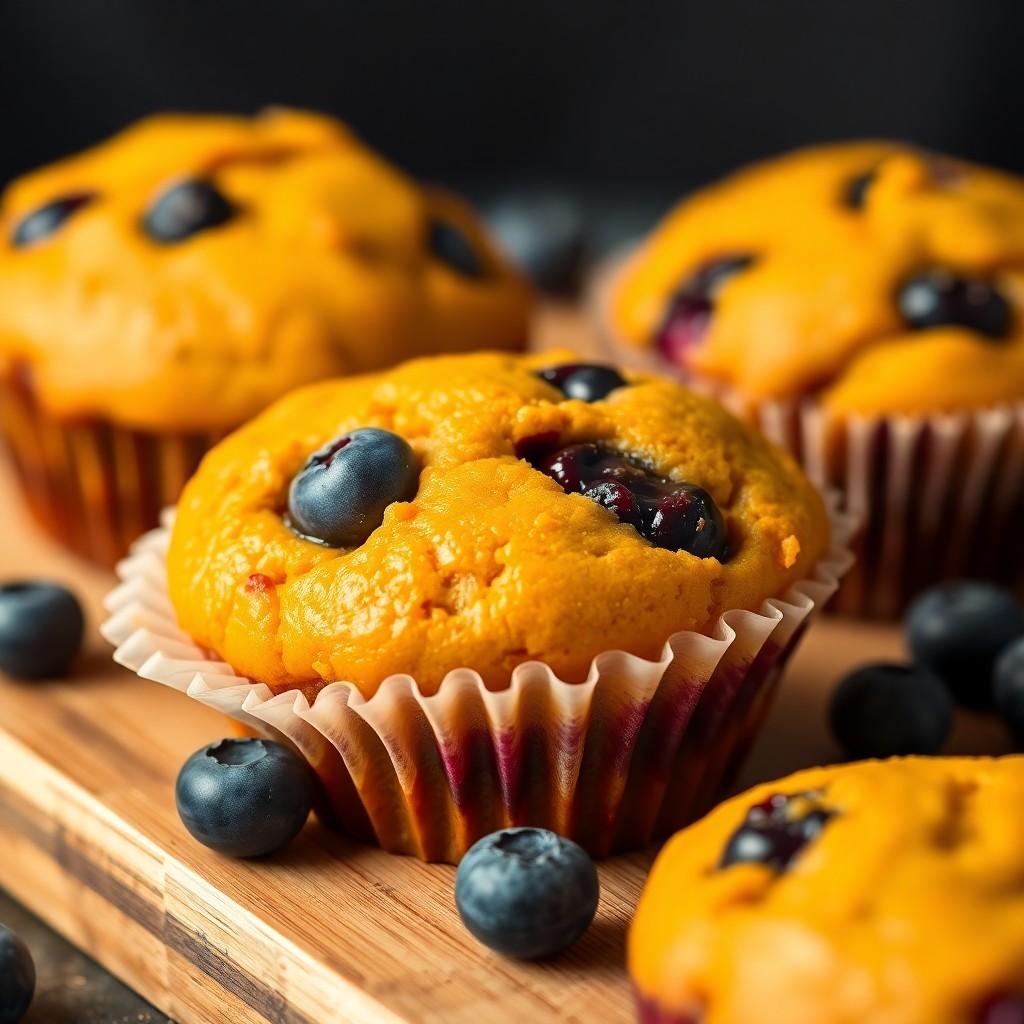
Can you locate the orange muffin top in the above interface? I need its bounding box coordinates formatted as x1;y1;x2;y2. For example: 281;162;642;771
0;109;530;432
167;351;830;698
630;756;1024;1024
611;142;1024;417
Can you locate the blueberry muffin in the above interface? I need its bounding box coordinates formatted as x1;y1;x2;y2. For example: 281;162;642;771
153;350;842;860
630;756;1024;1024
0;108;530;563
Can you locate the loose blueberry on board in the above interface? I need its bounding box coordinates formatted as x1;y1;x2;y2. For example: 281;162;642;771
531;442;729;560
0;582;85;680
287;427;419;548
0;924;34;1024
175;738;315;858
455;828;599;959
897;270;1012;339
906;581;1024;710
844;170;876;209
994;637;1024;748
719;792;833;872
11;192;96;247
829;663;953;759
428;218;485;278
537;363;628;402
142;178;236;243
655;254;755;367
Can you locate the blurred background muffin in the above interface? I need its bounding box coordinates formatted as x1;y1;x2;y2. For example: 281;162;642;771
0;108;530;564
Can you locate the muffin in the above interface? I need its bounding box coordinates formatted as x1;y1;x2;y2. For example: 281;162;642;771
599;142;1024;615
104;351;849;862
0;108;530;564
629;756;1024;1024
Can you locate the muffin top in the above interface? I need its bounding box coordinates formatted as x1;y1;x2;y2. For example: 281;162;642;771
629;756;1024;1024
0;109;530;432
167;351;829;698
612;142;1024;417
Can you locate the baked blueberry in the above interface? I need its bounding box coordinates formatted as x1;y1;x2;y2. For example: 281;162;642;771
906;581;1024;709
844;170;876;210
655;254;755;367
428;218;484;278
977;994;1024;1024
0;581;85;679
142;178;236;243
720;792;833;872
829;663;952;758
0;924;34;1024
175;738;315;858
287;427;419;548
537;363;628;402
531;442;729;560
898;269;1012;339
455;827;599;959
994;637;1024;748
11;192;96;247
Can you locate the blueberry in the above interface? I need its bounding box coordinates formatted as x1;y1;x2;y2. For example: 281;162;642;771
829;663;953;758
0;925;34;1024
530;442;729;560
720;792;833;872
994;637;1024;748
428;219;484;278
537;363;628;402
11;192;96;247
175;738;315;858
142;178;235;243
287;427;419;548
898;270;1012;340
977;994;1024;1024
844;170;876;210
0;582;85;679
455;828;599;959
907;582;1024;710
655;254;755;367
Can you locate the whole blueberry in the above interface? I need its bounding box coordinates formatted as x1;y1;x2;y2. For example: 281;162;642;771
0;925;34;1024
538;363;628;402
287;427;419;548
428;218;484;278
0;582;85;679
906;581;1024;709
11;192;96;247
143;178;235;243
175;738;315;858
898;269;1011;339
994;637;1024;748
829;663;953;759
455;827;599;959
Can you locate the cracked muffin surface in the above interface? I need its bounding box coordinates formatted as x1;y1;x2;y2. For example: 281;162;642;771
167;350;829;696
629;756;1024;1024
611;142;1024;417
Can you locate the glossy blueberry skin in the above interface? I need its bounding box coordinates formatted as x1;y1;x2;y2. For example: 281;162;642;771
455;828;599;959
287;427;419;548
907;581;1024;710
428;218;484;278
0;582;85;679
829;662;952;759
897;269;1011;339
11;192;96;247
538;363;628;402
175;738;315;858
720;792;832;872
142;178;235;243
994;637;1024;748
0;925;34;1024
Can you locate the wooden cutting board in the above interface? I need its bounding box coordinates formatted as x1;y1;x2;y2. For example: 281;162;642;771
0;307;1013;1024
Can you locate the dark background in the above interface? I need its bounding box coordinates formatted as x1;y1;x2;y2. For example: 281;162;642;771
2;0;1023;198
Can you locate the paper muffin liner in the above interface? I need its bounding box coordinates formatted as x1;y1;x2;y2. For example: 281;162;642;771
101;498;852;864
590;252;1024;617
0;368;220;567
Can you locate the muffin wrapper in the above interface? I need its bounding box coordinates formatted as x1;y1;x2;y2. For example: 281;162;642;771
101;502;852;864
591;252;1024;617
0;369;219;566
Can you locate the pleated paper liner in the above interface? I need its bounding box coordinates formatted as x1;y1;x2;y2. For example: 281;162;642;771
0;366;220;567
589;251;1024;617
102;500;853;864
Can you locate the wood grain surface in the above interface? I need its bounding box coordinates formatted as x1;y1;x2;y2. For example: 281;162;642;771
0;306;1014;1024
